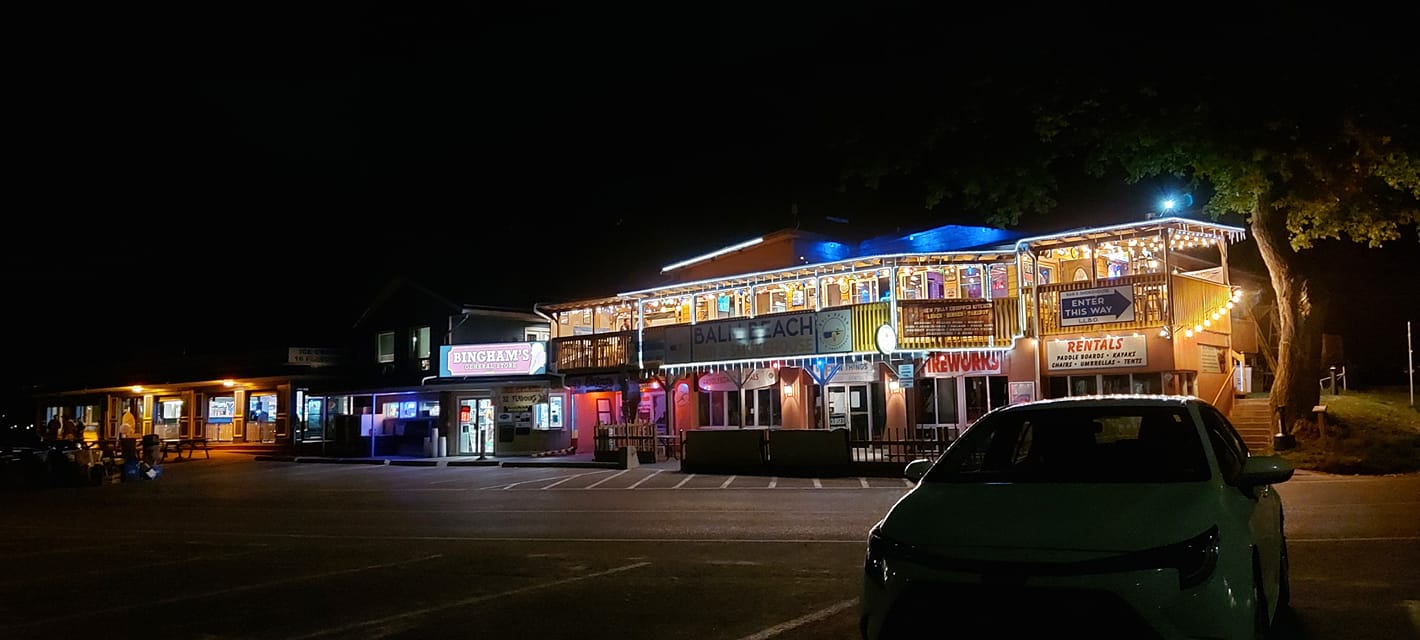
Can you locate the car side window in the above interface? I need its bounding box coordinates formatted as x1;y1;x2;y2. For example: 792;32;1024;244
1199;406;1244;484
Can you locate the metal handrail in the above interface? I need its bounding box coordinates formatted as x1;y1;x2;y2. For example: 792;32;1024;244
1319;366;1347;394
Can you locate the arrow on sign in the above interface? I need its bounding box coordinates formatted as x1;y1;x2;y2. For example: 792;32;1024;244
1098;290;1132;317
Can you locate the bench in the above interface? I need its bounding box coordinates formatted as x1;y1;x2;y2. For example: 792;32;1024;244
161;437;210;461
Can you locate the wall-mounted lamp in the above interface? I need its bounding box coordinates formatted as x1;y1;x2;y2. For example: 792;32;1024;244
222;379;236;387
783;384;794;397
888;380;901;393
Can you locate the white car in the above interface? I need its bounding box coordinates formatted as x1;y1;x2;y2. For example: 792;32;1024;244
861;395;1293;640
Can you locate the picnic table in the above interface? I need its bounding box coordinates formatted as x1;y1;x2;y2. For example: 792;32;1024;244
161;437;210;461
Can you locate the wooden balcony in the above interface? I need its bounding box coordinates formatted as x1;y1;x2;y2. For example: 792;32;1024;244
550;330;636;372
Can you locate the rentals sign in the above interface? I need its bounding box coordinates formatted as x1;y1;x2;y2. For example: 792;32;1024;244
1045;335;1148;371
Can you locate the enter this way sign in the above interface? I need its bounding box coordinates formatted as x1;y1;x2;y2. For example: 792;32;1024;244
1059;285;1135;327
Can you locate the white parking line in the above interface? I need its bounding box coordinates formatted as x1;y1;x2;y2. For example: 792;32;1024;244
768;477;778;489
540;471;614;490
813;479;822;489
858;477;869;488
627;469;664;489
734;598;859;640
719;475;737;488
672;474;696;488
901;478;913;487
584;469;631;489
290;561;652;639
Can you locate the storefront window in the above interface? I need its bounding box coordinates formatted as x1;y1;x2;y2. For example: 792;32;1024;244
1070;375;1098;396
699;391;741;427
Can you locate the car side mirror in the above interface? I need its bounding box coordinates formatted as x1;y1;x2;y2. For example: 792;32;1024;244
1239;455;1294;489
904;458;932;482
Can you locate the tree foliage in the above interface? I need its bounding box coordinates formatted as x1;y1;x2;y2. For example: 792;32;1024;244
838;56;1419;421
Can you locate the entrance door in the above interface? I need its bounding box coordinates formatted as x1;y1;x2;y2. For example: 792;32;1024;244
828;384;872;440
457;397;495;456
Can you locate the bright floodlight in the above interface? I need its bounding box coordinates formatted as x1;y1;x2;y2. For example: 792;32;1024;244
1161;198;1177;212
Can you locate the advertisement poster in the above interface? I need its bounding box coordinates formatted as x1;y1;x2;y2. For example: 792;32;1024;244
1009;381;1035;404
1045;335;1148;371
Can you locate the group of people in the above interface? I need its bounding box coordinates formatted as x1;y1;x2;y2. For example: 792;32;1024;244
44;413;86;442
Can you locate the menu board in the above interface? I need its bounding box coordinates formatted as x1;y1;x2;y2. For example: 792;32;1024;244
899;300;995;338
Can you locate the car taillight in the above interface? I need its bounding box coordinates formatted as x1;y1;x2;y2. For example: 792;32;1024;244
1170;525;1220;589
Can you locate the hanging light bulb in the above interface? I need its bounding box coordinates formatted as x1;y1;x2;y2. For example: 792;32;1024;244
1194;324;1203;333
1184;329;1194;338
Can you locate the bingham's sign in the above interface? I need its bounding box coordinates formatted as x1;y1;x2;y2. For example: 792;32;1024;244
439;342;548;377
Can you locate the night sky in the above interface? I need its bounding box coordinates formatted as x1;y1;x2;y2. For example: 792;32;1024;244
6;3;1418;415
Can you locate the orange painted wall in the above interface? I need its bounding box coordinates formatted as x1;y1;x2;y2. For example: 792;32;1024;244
570;391;620;454
670;374;700;432
779;368;810;429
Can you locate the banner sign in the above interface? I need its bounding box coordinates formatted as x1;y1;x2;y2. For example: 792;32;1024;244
900;300;995;338
1045;335;1147;371
440;342;548;377
288;347;342;367
698;368;778;392
922;350;1006;376
691;312;817;361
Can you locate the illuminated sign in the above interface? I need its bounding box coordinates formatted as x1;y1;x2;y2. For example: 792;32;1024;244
1045;335;1148;371
439;342;547;377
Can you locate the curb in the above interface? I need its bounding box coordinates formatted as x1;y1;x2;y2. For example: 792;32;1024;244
446;460;501;467
390;459;441;467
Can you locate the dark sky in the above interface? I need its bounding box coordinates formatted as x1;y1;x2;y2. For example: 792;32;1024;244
6;2;1418;410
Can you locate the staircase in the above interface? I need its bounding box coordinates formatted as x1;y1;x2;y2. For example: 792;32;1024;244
1230;397;1275;454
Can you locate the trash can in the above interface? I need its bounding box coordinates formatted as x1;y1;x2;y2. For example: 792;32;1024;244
140;434;161;467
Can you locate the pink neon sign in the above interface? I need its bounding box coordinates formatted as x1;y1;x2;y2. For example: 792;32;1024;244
439;342;547;377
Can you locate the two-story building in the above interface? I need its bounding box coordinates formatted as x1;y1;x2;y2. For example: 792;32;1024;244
540;216;1251;456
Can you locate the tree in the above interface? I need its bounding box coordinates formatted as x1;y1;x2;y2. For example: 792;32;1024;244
839;60;1419;427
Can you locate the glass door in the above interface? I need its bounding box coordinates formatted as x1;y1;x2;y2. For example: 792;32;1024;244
828;384;873;440
457;397;496;456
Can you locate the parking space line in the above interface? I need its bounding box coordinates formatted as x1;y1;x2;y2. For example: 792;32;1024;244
540;471;613;490
289;561;652;640
734;598;859;640
584;469;630;489
768;477;778;489
901;478;913;487
719;475;737;489
813;479;822;489
672;474;696;489
627;469;664;489
858;477;869;488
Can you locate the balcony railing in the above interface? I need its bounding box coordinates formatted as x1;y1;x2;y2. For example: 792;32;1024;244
551;330;636;371
1037;273;1167;336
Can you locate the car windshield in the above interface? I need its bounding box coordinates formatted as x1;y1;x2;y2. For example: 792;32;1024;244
923;405;1211;483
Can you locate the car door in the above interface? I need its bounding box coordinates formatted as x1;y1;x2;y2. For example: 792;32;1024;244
1201;404;1285;605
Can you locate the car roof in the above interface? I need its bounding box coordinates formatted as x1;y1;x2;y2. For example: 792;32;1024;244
997;394;1202;412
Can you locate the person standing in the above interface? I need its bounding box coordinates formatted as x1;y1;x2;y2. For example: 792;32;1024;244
45;414;63;442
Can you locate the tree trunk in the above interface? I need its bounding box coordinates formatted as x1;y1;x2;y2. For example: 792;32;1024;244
1250;200;1324;433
